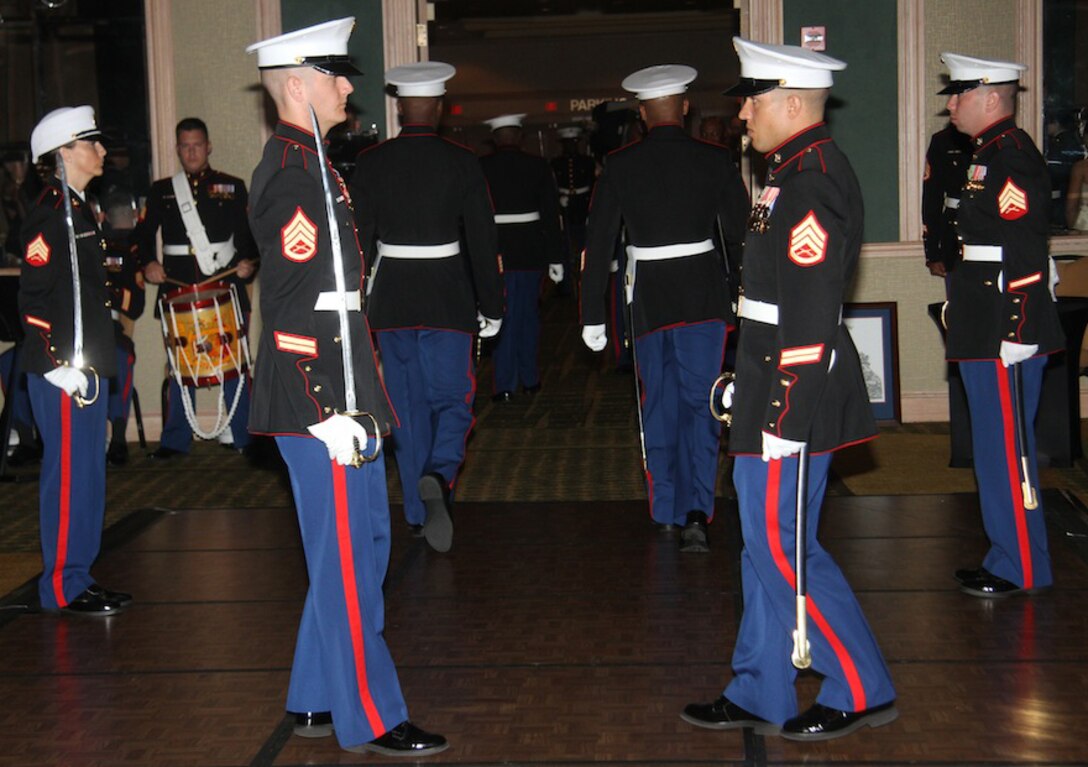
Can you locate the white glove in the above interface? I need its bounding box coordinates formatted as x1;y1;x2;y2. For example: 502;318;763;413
44;367;88;397
761;431;806;462
307;414;371;466
720;381;734;410
582;324;607;352
999;340;1038;367
548;263;564;284
477;314;502;339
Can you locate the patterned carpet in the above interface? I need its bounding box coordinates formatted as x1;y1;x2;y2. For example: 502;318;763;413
2;288;1088;575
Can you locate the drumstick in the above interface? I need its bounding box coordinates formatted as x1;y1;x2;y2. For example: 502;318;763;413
195;260;260;288
162;276;189;288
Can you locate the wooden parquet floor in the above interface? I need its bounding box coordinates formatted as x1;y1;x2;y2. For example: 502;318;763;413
3;293;1088;765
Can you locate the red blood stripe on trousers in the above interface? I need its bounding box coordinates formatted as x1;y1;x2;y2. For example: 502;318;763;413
331;461;386;734
994;362;1033;588
765;457;867;710
54;393;72;607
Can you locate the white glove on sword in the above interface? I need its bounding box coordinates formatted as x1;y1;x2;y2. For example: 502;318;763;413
308;414;372;466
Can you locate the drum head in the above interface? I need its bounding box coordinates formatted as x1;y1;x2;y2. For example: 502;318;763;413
162;281;231;309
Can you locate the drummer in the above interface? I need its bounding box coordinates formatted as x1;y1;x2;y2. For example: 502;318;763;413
135;117;258;459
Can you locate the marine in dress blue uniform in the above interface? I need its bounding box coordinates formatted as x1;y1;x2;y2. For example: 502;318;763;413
683;39;896;741
939;53;1064;598
480;113;565;400
135;118;258;458
246;18;446;758
350;62;504;544
922;124;972;283
580;65;747;549
551;125;596;296
19;106;130;615
102;193;146;465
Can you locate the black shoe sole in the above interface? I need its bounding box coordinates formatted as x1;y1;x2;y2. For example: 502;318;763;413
679;711;780;735
780;706;898;741
346;742;449;757
418;475;453;553
959;583;1050;599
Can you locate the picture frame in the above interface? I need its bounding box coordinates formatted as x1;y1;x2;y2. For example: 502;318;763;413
842;301;901;423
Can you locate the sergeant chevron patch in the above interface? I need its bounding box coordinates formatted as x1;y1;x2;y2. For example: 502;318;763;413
788;211;827;266
998;178;1028;220
281;207;318;262
24;234;50;267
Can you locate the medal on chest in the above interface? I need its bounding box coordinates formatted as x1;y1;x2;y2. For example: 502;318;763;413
964;163;987;192
748;186;780;234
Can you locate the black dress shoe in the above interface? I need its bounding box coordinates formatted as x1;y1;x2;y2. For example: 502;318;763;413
954;566;986;584
147;446;185;460
107;441;129;466
6;443;42;467
960;570;1046;598
408;523;425;538
781;701;898;741
99;585;133;607
293;711;334;738
491;390;513;403
418;473;453;553
346;721;448;756
652;521;677;533
55;585;128;616
680;696;779;735
680;510;709;553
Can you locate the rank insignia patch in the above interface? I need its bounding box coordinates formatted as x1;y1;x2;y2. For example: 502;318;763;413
788;211;828;266
997;178;1028;220
281;207;318;262
25;234;50;267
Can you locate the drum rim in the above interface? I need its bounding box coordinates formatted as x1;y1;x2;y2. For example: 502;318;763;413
179;365;245;389
162;280;232;309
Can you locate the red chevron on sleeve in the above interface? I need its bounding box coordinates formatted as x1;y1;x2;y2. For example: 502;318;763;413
24;234;50;267
997;178;1028;220
281;207;318;262
788;211;828;266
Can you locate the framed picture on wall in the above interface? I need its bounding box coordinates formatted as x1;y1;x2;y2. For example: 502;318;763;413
842;302;901;423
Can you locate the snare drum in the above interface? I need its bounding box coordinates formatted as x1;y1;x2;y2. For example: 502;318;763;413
160;281;247;387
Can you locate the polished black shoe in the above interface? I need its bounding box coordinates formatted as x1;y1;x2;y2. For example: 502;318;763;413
523;383;541;395
107;441;129;467
491;390;513;403
408;523;425;538
346;721;448;757
680;696;780;735
418;473;453;553
960;570;1046;598
781;701;898;741
954;566;986;584
680;510;709;553
293;711;334;738
652;521;677;533
100;585;133;607
6;442;42;467
55;584;128;616
147;446;185;460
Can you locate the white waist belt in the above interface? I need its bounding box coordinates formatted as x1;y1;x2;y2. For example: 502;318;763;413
377;241;460;259
627;239;713;261
314;290;361;312
494;211;541;224
561;186;591;196
738;296;779;326
962;245;1002;263
943;194;960;210
110;309;122;322
162;240;232;256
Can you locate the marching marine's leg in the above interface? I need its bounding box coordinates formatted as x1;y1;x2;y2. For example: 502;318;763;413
276;435;409;750
674;320;727;522
223;373;252;450
420;329;475;491
377;330;430;528
633;329;679;526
